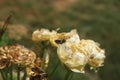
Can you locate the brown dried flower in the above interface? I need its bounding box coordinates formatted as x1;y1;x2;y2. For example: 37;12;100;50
26;67;48;80
8;44;36;66
0;44;37;68
0;47;11;69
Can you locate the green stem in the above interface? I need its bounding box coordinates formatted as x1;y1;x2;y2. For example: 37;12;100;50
4;69;8;80
17;67;20;80
0;70;6;80
10;66;13;80
64;70;73;80
68;72;74;80
49;61;59;77
22;70;27;80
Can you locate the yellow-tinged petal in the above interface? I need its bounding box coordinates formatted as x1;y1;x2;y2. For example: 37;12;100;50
50;29;80;47
50;33;66;47
78;39;105;69
32;28;51;41
66;29;80;44
57;42;88;73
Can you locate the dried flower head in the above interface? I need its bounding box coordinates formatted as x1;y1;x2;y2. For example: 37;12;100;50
8;44;36;66
32;28;56;41
32;28;80;47
57;42;88;73
0;47;11;69
57;39;105;73
50;29;80;47
26;67;48;80
78;39;105;69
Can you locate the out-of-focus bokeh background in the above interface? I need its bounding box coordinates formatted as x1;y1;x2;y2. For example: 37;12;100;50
0;0;120;80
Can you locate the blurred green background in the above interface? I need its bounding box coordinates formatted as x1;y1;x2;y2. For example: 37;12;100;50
0;0;120;80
